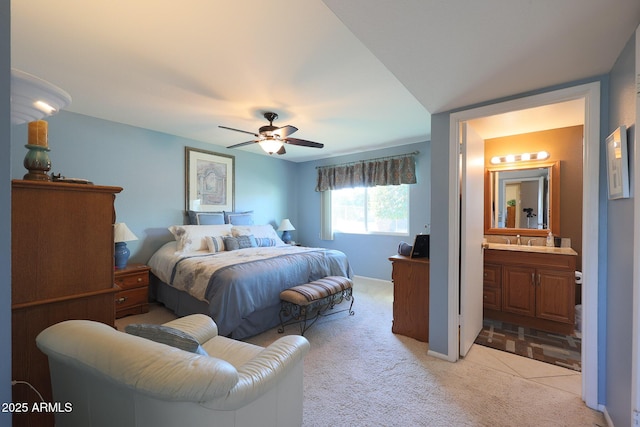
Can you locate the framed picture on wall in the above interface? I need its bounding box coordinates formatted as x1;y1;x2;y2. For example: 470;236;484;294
605;125;629;200
185;147;235;212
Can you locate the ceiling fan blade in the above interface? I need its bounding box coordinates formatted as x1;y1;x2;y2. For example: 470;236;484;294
227;140;257;149
272;125;298;138
218;125;260;138
284;137;324;148
276;145;286;155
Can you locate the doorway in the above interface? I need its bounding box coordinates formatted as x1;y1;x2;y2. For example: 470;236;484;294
450;82;601;409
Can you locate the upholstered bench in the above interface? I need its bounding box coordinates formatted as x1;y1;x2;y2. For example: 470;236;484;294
279;276;355;335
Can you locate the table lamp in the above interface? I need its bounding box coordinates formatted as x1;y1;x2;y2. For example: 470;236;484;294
114;223;138;269
278;219;295;244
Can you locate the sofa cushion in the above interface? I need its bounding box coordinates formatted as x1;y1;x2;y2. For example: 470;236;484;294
162;314;219;344
125;324;208;356
202;336;264;369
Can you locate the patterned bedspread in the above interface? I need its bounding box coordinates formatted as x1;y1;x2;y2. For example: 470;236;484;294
148;242;352;337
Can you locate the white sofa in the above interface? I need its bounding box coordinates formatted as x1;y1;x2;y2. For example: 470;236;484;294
36;314;310;427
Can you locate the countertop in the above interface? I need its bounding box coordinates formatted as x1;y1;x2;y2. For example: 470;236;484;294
484;242;578;256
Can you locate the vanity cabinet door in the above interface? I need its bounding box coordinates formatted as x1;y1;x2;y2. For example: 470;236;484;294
502;265;536;317
536;268;575;324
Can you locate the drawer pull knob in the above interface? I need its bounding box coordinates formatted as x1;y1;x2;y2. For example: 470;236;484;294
137;277;142;282
116;297;127;304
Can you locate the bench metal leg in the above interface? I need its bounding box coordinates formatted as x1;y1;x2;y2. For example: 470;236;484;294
278;288;354;336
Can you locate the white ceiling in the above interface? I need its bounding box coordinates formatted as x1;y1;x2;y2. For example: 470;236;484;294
11;1;640;161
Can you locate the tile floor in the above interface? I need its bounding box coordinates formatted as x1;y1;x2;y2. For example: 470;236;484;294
463;343;582;396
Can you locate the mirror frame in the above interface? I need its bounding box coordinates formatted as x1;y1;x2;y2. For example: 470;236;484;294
484;161;560;237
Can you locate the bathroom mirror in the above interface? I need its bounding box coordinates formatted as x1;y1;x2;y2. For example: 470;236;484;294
484;161;560;237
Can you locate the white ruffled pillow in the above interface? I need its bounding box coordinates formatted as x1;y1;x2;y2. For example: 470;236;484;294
168;224;233;253
231;225;286;246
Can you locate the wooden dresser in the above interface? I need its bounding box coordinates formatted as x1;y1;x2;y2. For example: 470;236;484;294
388;255;429;342
11;180;122;427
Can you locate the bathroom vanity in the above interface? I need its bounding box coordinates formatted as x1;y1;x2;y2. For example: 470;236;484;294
483;244;577;335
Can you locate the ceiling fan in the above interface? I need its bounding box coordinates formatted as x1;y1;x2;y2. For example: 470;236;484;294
219;112;324;155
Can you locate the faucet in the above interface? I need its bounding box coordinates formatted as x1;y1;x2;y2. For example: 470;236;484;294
504;237;511;245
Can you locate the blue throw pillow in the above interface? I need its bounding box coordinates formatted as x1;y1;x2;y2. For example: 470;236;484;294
255;237;276;247
223;235;257;250
124;324;208;356
224;211;254;225
188;211;225;225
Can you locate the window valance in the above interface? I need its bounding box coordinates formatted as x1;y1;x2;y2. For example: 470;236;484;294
315;152;418;192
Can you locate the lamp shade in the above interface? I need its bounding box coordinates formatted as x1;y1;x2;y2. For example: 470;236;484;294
278;219;295;244
114;223;138;243
11;69;71;125
278;219;295;232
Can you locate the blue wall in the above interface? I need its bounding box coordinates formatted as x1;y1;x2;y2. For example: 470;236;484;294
428;111;453;357
10;112;429;282
296;142;431;280
10;112;299;264
1;0;12;422
605;33;636;427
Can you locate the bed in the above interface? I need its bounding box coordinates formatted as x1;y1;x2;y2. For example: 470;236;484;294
147;224;352;339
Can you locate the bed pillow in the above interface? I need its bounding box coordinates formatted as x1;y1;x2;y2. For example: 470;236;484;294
255;237;277;247
124;324;208;356
227;213;254;225
224;210;253;224
223;235;257;251
168;224;233;253
232;224;286;246
188;211;225;225
204;235;226;253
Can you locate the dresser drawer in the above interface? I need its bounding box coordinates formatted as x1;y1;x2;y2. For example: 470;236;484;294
115;287;148;311
115;272;149;290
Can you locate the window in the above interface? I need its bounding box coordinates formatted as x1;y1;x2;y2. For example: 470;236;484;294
331;184;409;234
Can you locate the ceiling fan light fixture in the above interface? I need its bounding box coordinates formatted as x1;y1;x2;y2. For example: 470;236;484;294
259;137;284;155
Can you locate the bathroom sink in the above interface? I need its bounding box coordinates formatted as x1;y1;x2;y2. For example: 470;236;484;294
485;242;577;255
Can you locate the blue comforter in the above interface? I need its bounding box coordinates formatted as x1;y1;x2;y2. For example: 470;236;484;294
153;245;352;338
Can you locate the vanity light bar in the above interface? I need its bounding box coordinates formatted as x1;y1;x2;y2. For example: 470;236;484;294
490;151;549;165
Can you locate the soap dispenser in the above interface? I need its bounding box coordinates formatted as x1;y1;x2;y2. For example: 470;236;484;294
546;231;554;247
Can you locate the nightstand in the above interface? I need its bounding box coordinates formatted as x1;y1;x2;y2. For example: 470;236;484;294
114;263;151;318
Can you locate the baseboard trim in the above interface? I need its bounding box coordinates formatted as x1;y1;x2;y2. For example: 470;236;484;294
353;275;392;285
601;405;613;427
427;349;455;362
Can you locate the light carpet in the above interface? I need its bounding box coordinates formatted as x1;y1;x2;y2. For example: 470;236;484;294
117;277;605;427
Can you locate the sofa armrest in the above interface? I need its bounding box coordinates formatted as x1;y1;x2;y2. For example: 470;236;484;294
202;335;310;410
162;314;219;344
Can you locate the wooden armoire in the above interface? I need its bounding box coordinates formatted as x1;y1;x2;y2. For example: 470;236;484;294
11;180;122;427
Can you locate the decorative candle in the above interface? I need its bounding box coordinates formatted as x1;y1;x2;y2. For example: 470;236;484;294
28;120;48;147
